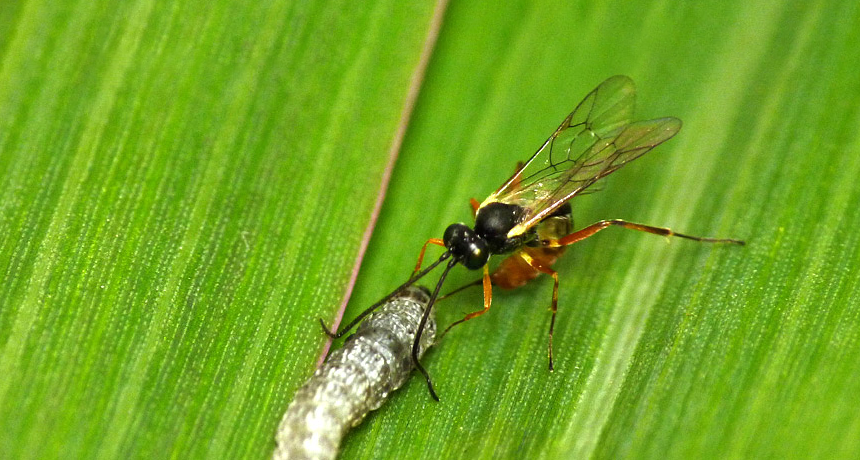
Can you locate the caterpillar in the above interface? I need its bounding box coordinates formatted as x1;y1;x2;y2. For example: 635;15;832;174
274;285;435;460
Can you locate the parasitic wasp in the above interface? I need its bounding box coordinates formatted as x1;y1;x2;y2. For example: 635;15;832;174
322;75;744;401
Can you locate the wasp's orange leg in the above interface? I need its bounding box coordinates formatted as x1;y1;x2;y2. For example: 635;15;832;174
440;265;493;339
470;162;525;219
412;238;445;279
512;161;525;181
544;219;745;247
519;250;560;371
469;198;481;218
504;161;526;197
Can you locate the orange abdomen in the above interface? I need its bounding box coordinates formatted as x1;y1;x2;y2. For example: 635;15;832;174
491;247;566;290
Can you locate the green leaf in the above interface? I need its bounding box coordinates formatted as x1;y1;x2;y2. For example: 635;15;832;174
3;0;860;459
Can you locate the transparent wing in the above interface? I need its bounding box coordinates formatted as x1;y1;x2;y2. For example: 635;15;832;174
481;75;682;237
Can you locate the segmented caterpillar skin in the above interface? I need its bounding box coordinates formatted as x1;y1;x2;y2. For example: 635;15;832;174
274;286;434;460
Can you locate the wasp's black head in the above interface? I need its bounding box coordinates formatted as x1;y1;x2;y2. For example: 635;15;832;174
474;202;525;253
443;223;489;270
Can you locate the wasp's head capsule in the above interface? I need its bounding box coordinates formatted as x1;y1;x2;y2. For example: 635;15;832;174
443;223;489;270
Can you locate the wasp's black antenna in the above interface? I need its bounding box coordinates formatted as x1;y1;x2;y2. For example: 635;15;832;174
438;277;483;301
412;257;458;401
320;252;451;339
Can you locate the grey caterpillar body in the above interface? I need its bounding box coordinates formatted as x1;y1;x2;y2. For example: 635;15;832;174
274;286;435;460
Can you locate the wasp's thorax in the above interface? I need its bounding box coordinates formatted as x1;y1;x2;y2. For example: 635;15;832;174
474;202;530;253
444;202;532;270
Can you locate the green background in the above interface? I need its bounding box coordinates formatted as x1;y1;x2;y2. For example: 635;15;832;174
1;0;858;458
